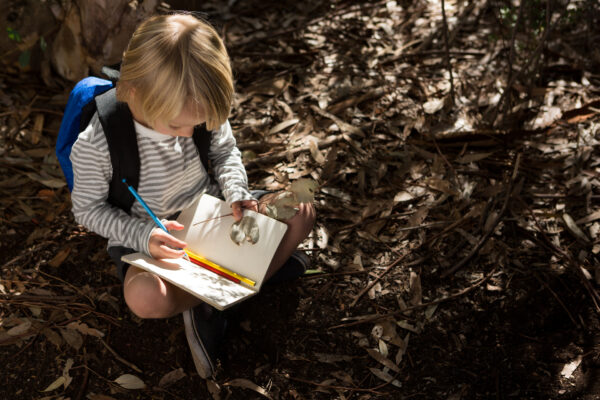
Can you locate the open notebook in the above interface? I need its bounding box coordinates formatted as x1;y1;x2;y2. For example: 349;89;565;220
121;194;288;310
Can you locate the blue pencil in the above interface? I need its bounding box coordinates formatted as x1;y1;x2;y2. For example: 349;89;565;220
122;179;189;261
122;179;168;232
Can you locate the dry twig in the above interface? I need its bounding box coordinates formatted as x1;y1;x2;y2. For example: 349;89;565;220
330;267;497;330
441;153;521;278
440;0;455;104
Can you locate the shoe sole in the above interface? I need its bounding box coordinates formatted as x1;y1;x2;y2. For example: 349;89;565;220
183;309;215;378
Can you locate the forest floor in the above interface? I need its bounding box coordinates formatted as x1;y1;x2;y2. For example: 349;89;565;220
1;0;600;399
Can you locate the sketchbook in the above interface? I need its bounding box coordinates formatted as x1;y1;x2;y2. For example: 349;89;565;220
121;194;288;310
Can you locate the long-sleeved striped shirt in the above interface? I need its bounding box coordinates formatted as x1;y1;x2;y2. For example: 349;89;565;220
70;113;253;255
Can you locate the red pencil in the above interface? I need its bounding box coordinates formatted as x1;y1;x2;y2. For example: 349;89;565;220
187;255;241;284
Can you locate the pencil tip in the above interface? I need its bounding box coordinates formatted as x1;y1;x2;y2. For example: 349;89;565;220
122;178;127;184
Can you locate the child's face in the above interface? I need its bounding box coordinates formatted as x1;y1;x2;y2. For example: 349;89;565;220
153;101;206;137
130;98;206;137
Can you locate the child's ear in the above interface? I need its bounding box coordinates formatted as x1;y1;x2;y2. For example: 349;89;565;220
126;86;136;102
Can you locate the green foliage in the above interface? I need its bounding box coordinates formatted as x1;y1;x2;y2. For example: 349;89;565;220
6;27;21;42
6;27;47;69
18;50;31;68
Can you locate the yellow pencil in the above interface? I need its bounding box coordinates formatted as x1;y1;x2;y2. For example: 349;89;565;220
184;249;256;287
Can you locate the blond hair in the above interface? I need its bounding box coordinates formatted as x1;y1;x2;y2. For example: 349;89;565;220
116;14;233;131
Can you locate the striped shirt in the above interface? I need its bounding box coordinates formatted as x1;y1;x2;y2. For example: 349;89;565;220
70;113;253;255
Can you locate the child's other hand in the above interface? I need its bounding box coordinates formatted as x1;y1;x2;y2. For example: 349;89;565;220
231;200;258;221
148;220;187;260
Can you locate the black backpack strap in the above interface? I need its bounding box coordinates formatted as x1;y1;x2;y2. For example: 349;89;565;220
192;124;214;182
94;88;139;213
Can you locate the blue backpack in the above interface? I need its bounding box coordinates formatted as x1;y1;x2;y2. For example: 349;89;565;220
56;73;212;214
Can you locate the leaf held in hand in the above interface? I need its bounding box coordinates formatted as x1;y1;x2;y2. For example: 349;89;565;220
290;178;318;203
265;193;299;220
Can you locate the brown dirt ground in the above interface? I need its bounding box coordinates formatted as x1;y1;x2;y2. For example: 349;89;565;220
2;0;600;399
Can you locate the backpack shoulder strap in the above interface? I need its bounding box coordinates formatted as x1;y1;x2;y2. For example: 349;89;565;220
94;88;139;213
192;124;214;182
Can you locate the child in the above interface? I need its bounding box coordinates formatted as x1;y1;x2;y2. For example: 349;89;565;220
69;13;315;378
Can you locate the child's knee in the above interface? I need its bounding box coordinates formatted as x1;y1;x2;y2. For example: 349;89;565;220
288;202;316;236
124;271;174;319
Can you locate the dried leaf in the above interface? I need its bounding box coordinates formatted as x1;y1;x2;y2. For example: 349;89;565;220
308;137;326;164
24;172;66;189
114;374;146;390
409;271;422;305
369;368;402;388
206;380;221;400
395;333;410;365
331;370;354;385
59;327;83;350
66;321;104;338
425;178;459;196
378;319;404;347
366;348;401;373
425;304;438;320
378;339;388;356
483;211;499;234
48;247;71;268
268;118;299;135
455;152;494;164
42;376;66;392
63;358;74;389
562;213;590;243
7;320;32;336
158;368;186;387
393;191;413;203
560;356;582;379
529;106;562;129
31;114;44;144
321;187;351;202
42;328;63;349
423;98;444;114
314;352;354;363
397;320;420;333
223;378;272;399
29;306;43;316
576;210;600;225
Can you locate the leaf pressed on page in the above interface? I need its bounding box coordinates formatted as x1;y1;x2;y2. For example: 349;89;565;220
230;215;260;245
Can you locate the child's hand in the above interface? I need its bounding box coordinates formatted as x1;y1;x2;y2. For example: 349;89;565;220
231;200;258;221
148;220;188;260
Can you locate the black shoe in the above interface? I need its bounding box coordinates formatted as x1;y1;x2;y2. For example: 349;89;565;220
266;250;310;285
182;303;227;378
